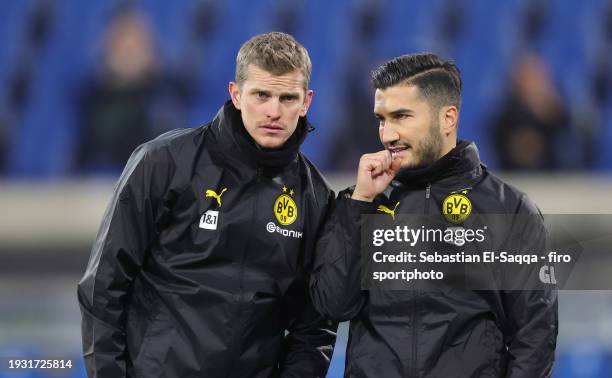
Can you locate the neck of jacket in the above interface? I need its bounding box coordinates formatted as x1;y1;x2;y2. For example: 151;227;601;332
207;100;312;173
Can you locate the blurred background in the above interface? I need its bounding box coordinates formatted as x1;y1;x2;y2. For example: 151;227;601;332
1;0;611;377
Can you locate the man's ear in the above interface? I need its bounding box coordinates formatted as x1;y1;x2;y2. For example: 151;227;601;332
440;105;458;136
229;82;241;110
299;89;314;117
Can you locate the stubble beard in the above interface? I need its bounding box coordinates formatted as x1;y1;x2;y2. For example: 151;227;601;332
404;119;444;169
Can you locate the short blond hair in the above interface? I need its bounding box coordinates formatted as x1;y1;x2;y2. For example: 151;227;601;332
235;32;312;92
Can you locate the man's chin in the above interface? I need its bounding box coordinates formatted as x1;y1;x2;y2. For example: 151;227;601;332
253;136;287;150
401;162;424;170
399;154;421;169
400;157;429;170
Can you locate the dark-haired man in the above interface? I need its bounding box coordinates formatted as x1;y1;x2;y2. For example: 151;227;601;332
310;53;558;377
78;32;336;378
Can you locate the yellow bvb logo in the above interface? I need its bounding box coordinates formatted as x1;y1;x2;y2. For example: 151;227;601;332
442;190;472;224
274;186;298;225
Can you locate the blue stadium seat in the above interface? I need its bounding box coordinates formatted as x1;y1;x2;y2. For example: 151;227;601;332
138;0;195;66
2;0;612;175
597;97;612;169
451;0;523;166
295;0;354;166
0;0;31;94
7;0;113;176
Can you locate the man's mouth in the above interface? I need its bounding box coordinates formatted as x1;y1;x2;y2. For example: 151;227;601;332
260;124;284;134
388;146;410;159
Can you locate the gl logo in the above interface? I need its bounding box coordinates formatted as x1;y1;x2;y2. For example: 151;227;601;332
539;265;557;284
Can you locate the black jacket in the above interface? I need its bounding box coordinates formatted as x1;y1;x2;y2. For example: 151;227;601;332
310;141;558;377
78;101;337;378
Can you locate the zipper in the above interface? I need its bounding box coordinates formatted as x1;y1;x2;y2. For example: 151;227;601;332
424;183;431;214
412;289;418;378
228;167;262;374
412;183;431;377
240;167;263;296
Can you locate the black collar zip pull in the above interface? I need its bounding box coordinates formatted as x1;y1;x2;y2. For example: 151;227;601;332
425;183;432;214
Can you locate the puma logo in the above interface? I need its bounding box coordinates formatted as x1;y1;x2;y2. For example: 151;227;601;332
205;188;228;208
377;202;400;220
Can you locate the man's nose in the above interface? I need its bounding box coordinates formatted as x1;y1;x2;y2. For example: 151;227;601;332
266;98;282;119
380;123;399;144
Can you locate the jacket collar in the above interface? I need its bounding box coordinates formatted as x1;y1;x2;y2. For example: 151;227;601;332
393;140;483;188
208;100;312;169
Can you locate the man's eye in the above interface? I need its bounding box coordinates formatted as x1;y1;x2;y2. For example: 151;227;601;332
281;95;298;102
395;114;409;120
257;92;269;99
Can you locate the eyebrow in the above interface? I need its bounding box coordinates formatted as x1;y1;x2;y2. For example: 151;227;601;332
374;108;415;118
249;88;270;94
249;88;301;98
389;108;414;116
280;92;301;98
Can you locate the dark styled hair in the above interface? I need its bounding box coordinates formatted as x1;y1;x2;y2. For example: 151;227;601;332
372;53;462;110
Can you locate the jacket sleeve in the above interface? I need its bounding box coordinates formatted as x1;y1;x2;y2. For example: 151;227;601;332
278;190;338;378
278;275;338;378
77;144;169;377
502;197;558;378
309;190;376;321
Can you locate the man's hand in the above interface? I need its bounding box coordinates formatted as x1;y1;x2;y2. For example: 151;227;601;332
351;150;402;202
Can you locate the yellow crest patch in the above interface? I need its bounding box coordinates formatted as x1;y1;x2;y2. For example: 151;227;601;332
274;186;298;225
442;191;472;223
